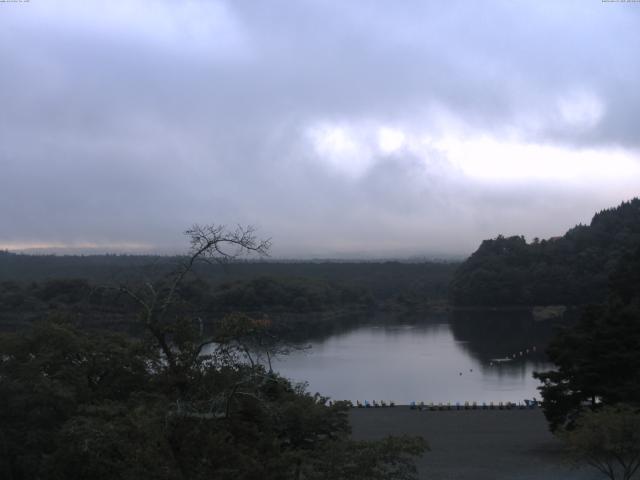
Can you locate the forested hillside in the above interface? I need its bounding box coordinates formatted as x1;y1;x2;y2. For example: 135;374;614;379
450;198;640;306
0;253;454;302
535;244;640;430
0;255;456;332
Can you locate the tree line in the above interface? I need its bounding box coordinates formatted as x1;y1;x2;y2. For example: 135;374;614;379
450;198;640;306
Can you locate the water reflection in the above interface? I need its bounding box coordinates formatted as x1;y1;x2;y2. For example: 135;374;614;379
450;309;553;364
273;310;560;404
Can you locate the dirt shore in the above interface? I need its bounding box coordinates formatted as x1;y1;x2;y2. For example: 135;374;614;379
349;408;600;480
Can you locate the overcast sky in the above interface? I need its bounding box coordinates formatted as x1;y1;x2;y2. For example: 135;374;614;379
1;0;639;258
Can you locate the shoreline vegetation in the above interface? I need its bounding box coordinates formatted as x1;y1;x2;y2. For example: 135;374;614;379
0;252;456;332
0;292;569;336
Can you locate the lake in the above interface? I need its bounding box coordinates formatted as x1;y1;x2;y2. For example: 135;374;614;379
273;310;558;405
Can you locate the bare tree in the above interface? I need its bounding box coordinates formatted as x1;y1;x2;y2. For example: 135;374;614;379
214;312;303;373
118;224;270;380
115;224;307;421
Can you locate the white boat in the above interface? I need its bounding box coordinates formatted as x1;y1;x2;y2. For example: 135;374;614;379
490;357;513;363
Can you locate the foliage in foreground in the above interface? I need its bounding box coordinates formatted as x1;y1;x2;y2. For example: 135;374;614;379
561;405;640;480
0;320;427;480
1;224;427;479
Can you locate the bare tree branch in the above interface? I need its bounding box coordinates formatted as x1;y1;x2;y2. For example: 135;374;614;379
111;223;269;387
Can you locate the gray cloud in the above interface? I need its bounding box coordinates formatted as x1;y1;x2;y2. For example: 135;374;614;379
1;0;639;257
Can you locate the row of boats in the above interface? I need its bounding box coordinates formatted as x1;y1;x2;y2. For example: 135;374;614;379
489;345;537;365
341;399;540;409
408;399;540;410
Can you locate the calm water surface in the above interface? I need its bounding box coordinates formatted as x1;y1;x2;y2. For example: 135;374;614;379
274;311;556;404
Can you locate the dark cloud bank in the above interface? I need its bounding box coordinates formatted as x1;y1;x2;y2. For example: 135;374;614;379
1;0;639;257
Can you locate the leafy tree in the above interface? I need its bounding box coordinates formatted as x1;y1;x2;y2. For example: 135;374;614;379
0;320;154;479
0;319;427;480
535;246;640;431
561;405;640;480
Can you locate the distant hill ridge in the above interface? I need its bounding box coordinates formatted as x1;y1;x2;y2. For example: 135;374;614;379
450;198;640;306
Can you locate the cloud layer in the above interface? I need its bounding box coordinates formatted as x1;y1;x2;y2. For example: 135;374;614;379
1;0;639;257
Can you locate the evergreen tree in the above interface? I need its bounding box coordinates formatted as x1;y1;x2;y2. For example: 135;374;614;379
535;246;640;431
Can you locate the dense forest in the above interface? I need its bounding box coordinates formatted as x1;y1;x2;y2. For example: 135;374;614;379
0;253;456;333
535;243;640;431
450;198;640;307
0;253;455;303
